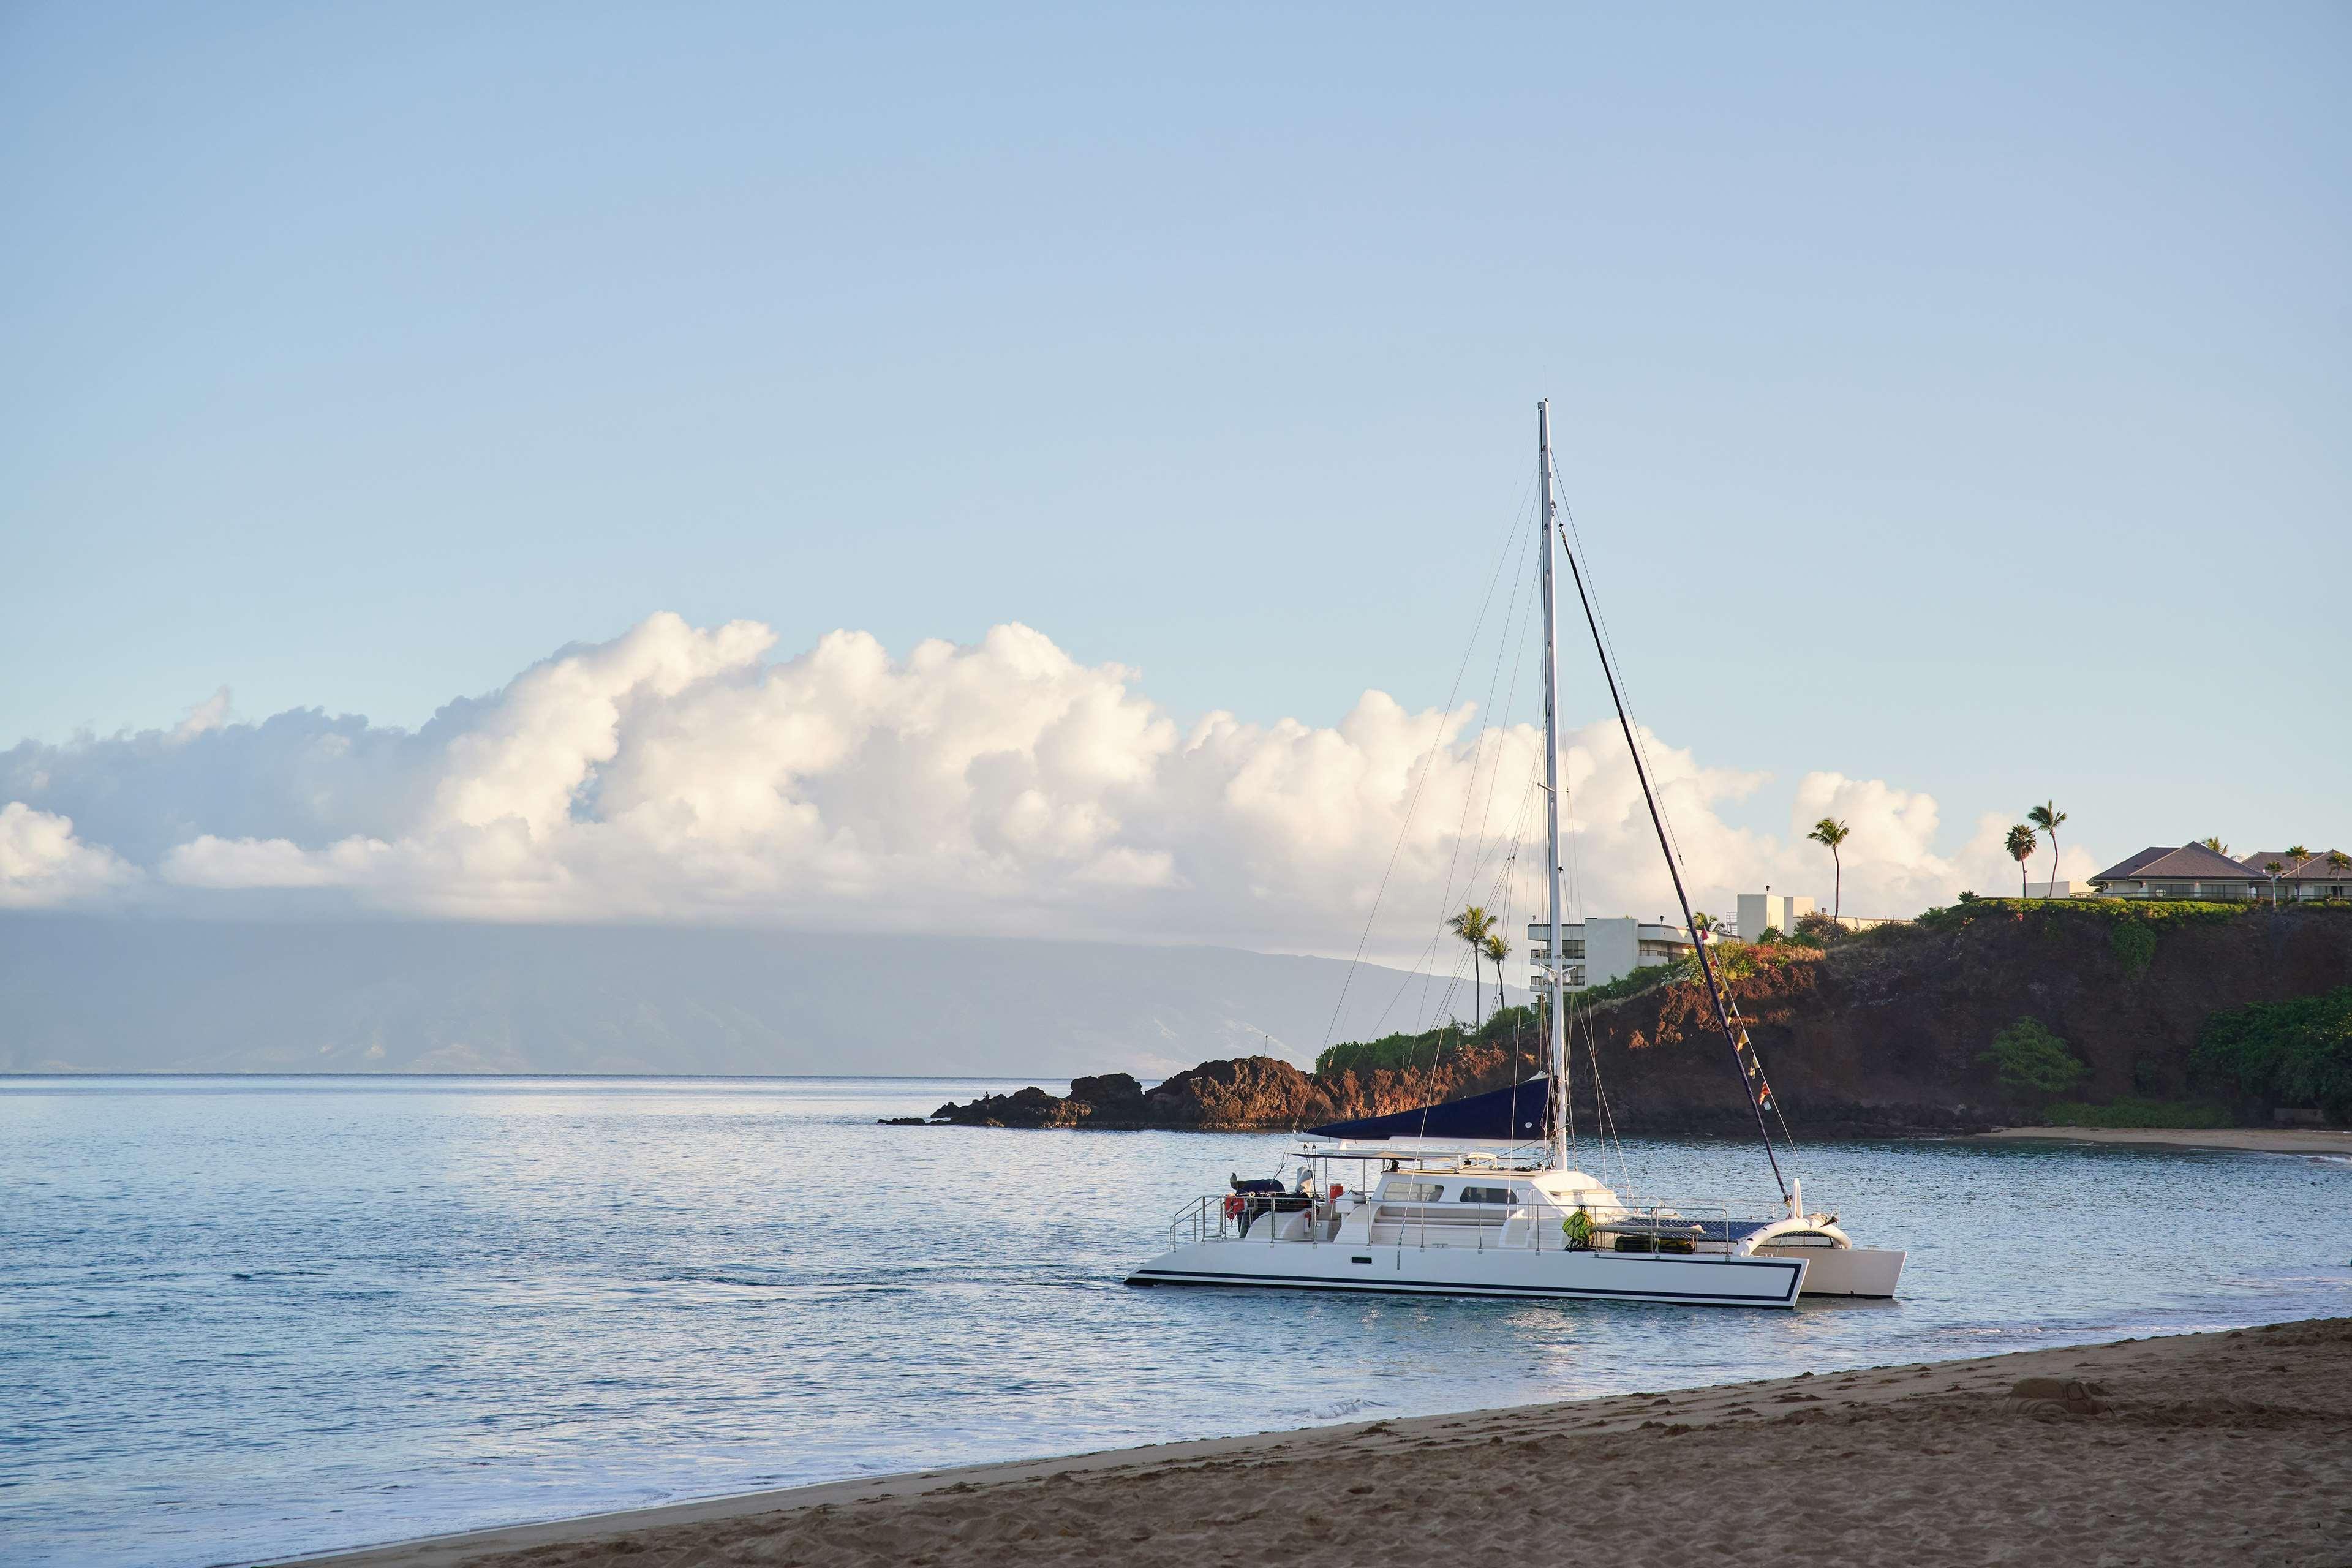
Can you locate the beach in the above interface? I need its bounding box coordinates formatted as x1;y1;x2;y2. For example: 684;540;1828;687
1980;1126;2352;1156
300;1316;2352;1568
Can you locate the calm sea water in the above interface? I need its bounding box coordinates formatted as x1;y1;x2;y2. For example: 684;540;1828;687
3;1076;2348;1568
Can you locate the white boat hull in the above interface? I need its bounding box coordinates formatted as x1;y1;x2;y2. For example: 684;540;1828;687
1755;1244;1905;1299
1127;1238;1807;1308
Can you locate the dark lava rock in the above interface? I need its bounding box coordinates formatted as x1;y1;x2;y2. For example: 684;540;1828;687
897;907;2352;1135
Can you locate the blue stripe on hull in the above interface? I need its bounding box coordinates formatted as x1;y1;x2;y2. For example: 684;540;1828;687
1125;1262;1802;1308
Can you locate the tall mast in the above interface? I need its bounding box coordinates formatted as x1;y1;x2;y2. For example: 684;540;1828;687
1537;401;1569;1174
1547;438;1792;1204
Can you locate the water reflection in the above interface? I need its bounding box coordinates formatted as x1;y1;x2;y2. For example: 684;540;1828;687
1;1076;2345;1567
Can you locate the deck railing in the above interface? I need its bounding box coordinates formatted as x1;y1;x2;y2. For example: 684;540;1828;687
1167;1192;1800;1258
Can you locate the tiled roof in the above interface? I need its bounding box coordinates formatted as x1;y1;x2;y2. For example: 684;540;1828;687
2238;850;2351;880
2090;846;2172;881
2089;845;2263;884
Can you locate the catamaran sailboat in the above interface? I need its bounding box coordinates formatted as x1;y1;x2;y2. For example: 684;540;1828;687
1127;403;1905;1308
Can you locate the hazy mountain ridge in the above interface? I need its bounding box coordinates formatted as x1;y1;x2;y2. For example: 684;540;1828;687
0;915;1521;1077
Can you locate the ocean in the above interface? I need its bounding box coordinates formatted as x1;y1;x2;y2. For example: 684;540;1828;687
4;1075;2348;1567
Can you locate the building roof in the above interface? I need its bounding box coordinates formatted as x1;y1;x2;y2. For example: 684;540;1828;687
2089;845;2263;884
2238;850;2351;880
2092;846;2173;881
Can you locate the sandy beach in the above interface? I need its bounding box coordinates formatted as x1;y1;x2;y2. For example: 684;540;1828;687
296;1316;2352;1568
1981;1126;2352;1156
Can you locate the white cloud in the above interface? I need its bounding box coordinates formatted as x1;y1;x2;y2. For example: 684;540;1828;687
0;804;138;908
1;614;2081;953
171;685;234;744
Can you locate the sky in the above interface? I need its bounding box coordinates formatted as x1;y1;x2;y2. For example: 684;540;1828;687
2;3;2346;957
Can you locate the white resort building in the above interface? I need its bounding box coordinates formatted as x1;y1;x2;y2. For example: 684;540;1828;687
1527;917;1700;993
1736;892;1814;941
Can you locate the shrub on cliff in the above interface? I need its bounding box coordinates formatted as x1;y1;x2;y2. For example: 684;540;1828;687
1980;1017;2088;1099
1918;897;2244;937
1314;1004;1543;1076
2110;919;2158;975
2191;986;2352;1123
1792;911;1845;947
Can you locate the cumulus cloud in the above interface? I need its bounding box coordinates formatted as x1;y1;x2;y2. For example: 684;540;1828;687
0;804;138;908
0;614;2082;949
171;686;234;744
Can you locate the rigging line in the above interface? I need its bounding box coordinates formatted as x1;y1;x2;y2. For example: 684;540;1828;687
1450;726;1543;922
1455;761;1542;945
1408;783;1540;1150
1439;582;1552;987
1357;797;1523;1052
1412;838;1526;1145
1717;982;1802;1155
1578;984;1635;1197
1365;903;1487;1057
1414;503;1542;1040
1453;524;1544;896
1551;514;1790;1204
1486;813;1536;1161
1555;494;1692;875
1311;473;1538;1063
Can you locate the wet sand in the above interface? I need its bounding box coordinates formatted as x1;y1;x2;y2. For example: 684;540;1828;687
1981;1125;2352;1156
295;1316;2352;1568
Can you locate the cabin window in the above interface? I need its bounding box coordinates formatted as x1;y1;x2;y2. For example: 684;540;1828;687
1457;1186;1515;1204
1385;1182;1444;1202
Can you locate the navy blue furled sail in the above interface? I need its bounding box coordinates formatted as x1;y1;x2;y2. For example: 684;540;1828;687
1304;1077;1551;1142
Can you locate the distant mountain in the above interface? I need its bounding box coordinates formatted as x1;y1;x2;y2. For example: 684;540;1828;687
0;914;1523;1077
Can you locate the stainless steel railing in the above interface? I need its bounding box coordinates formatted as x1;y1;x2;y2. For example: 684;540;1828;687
1165;1192;1792;1257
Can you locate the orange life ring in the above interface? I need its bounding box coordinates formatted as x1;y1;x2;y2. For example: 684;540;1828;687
1328;1183;1344;1202
1222;1194;1245;1221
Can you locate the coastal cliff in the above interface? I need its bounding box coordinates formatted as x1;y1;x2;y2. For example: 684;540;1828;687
923;902;2352;1134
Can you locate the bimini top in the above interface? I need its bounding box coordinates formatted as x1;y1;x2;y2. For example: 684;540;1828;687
1303;1077;1550;1143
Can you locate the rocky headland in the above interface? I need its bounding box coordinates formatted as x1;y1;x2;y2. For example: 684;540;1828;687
917;901;2352;1136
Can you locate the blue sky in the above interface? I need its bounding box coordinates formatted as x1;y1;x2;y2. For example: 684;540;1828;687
4;1;2347;867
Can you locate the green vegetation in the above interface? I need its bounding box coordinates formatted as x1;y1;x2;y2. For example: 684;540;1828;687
1807;816;1851;921
1446;905;1498;1021
2026;800;2067;899
1481;930;1510;1019
2191;985;2352;1123
1314;1002;1542;1077
1980;1016;2088;1098
2109;918;2158;975
2039;1098;2233;1129
2005;823;2038;899
1313;937;1836;1074
1722;938;1830;979
1577;961;1683;1003
1916;896;2260;935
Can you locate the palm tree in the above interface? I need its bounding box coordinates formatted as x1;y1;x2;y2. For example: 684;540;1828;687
2027;801;2067;898
1481;932;1510;1020
2005;824;2038;897
2278;846;2312;904
2199;836;2229;855
1447;905;1496;1022
1807;818;1851;922
2329;850;2351;875
2262;860;2285;908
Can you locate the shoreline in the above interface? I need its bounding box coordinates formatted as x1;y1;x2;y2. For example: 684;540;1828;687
1978;1125;2352;1155
287;1316;2352;1568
